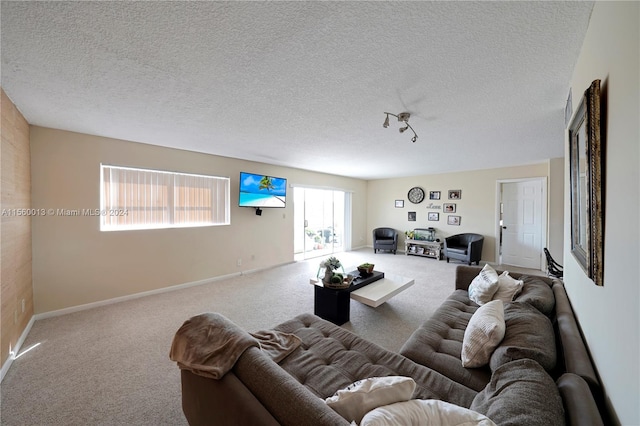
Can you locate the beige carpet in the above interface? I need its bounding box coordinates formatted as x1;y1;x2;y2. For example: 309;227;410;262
0;249;542;425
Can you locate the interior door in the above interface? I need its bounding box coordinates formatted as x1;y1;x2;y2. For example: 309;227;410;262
500;179;545;269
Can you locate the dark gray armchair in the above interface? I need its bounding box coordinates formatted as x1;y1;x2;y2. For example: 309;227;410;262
372;227;398;254
444;233;484;265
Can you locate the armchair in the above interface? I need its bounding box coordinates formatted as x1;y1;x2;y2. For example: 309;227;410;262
444;233;484;265
372;227;398;254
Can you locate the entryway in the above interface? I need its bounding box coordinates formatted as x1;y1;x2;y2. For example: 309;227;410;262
497;178;547;270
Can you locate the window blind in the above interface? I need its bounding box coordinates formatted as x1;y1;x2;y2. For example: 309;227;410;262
100;165;230;231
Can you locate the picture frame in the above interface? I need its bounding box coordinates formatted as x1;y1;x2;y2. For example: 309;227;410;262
429;191;441;200
408;211;416;221
395;200;404;208
428;212;439;221
448;190;461;200
569;79;604;286
447;215;461;226
443;203;456;213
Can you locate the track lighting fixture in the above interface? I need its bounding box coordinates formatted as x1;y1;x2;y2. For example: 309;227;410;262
383;112;418;143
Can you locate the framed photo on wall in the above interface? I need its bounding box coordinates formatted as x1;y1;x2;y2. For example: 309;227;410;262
429;191;441;200
395;200;404;208
447;215;461;225
408;211;416;221
448;190;461;200
428;212;439;221
443;203;456;213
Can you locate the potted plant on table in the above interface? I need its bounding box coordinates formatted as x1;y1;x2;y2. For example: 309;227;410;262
357;263;375;276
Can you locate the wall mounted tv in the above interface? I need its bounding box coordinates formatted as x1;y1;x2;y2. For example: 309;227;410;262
239;172;287;209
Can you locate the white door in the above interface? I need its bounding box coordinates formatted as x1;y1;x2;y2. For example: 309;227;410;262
500;179;546;269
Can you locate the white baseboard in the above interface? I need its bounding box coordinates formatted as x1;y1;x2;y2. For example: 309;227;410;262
35;261;294;321
0;315;35;383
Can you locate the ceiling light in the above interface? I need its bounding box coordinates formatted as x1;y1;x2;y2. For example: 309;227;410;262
382;112;418;143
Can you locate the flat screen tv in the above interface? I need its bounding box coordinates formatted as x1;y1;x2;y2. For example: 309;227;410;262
239;172;287;209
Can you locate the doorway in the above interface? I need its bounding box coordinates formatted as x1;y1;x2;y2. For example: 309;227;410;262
293;187;349;261
497;178;547;269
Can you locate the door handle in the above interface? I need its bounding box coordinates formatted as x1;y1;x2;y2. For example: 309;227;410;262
502;226;507;229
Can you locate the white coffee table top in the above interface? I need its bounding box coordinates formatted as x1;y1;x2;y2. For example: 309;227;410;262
350;274;415;308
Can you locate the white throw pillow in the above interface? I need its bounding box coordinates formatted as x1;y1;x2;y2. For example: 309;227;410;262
361;399;497;426
468;264;500;305
325;376;416;423
461;300;505;368
492;271;524;302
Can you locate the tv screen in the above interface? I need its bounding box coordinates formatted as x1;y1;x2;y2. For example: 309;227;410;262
239;172;287;208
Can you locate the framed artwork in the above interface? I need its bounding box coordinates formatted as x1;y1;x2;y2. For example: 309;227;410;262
448;190;461;199
429;191;441;200
569;79;604;286
408;211;416;221
443;203;456;213
395;200;404;208
428;212;439;221
447;215;461;226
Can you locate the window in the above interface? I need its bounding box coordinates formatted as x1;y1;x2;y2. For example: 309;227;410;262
100;164;230;231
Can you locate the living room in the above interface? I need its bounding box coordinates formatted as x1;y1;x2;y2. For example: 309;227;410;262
1;2;638;425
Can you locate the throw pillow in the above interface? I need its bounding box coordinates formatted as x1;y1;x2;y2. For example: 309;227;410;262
461;300;505;368
470;359;565;426
491;271;524;302
360;399;497;426
468;264;500;305
489;302;557;372
325;376;416;423
513;275;555;317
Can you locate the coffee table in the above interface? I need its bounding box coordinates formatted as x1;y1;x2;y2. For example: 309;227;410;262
310;271;414;325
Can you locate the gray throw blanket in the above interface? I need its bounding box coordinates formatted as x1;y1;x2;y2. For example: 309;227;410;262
170;312;301;379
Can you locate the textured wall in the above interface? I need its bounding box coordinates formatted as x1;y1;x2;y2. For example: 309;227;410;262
1;88;33;368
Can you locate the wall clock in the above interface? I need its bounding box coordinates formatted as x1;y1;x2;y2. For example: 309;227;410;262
408;187;425;204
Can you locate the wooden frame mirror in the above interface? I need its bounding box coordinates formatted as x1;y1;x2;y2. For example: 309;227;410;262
568;79;604;286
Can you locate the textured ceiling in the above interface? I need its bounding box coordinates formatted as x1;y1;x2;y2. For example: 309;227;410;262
1;1;593;180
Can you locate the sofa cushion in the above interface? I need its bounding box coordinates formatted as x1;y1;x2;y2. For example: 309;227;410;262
461;300;505;368
325;376;415;423
514;275;555;317
470;359;565;426
489;302;556;372
399;290;491;391
360;399;496;426
468;264;500;305
273;313;478;408
491;271;523;302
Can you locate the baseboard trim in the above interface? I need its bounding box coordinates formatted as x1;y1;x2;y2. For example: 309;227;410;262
0;315;36;383
34;261;294;321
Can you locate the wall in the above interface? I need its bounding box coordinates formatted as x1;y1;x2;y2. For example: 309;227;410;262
366;161;561;265
30;127;367;314
0;88;33;369
563;2;639;425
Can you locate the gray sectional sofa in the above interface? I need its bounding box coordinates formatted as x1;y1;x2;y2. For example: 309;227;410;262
171;265;606;425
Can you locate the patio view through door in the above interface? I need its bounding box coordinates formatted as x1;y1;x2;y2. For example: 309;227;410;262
294;187;348;261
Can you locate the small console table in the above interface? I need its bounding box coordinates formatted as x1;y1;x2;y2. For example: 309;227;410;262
404;239;443;260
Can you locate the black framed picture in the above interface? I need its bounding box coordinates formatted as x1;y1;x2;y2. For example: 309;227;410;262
429;191;441;200
447;215;461;225
448;190;461;199
443;203;456;213
428;212;439;221
408;211;416;221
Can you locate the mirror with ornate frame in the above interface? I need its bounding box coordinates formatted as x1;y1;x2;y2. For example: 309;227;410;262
568;79;604;286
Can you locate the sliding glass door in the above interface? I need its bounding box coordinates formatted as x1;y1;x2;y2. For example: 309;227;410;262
294;187;348;260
